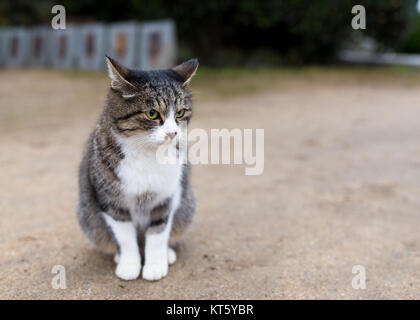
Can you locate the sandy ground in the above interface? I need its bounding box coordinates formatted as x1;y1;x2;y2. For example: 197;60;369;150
1;68;420;299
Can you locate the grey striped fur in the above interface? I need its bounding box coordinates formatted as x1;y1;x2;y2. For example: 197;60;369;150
77;57;198;255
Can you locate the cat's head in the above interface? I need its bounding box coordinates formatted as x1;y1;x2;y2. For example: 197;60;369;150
104;56;198;149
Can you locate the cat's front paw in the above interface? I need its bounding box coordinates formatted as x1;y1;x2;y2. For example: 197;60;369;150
115;262;141;281
142;260;168;281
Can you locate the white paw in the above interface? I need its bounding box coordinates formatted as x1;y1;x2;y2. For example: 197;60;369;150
142;260;168;281
168;247;177;265
114;253;120;264
115;262;141;281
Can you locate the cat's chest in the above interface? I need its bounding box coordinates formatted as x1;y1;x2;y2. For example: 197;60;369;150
116;151;182;204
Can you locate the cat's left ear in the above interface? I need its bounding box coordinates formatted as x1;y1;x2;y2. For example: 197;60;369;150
171;58;199;87
105;56;136;93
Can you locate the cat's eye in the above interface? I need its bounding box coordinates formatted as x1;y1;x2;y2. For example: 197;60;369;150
145;109;159;120
176;109;186;118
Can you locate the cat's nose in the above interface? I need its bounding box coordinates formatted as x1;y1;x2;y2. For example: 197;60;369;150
166;132;178;140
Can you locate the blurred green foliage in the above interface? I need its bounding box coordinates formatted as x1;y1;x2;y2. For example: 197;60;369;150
0;0;417;65
401;14;420;53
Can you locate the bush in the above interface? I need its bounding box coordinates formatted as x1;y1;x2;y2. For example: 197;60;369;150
400;14;420;53
1;0;418;65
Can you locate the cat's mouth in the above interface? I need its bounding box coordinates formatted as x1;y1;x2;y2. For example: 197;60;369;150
154;136;178;145
158;139;177;146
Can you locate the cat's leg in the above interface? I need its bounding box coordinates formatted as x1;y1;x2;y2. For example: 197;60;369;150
142;216;173;281
143;192;180;281
166;183;195;265
170;175;195;240
102;213;141;281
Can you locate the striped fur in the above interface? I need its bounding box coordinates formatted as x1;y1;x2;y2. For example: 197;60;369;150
78;58;198;280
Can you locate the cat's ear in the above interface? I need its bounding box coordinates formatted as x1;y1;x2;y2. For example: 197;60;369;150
105;56;136;93
171;58;199;86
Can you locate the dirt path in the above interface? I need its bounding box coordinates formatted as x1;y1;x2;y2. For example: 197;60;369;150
1;69;420;299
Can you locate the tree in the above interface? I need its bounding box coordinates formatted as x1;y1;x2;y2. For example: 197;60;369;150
0;0;417;65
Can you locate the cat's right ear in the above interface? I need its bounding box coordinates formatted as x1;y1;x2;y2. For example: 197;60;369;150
172;58;199;87
105;56;136;94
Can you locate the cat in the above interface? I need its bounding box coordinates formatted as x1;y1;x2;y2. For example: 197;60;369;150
78;56;198;281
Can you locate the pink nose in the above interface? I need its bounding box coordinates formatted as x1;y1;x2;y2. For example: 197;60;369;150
166;132;177;139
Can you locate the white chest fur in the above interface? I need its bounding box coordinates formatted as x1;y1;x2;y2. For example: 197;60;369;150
115;135;183;212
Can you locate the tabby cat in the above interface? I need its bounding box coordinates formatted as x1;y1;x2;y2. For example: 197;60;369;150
78;56;198;281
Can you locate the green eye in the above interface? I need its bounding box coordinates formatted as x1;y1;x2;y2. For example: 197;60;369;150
146;109;159;120
176;109;186;118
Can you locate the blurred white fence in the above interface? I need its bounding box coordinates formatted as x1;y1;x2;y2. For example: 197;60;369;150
0;20;176;70
339;50;420;67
